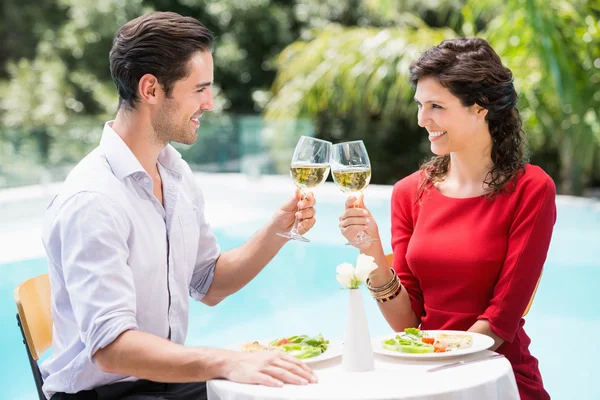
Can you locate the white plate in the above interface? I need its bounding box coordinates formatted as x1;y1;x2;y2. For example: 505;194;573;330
229;339;342;365
372;330;494;359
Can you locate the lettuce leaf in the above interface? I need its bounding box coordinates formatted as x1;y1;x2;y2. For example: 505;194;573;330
382;328;434;353
268;334;329;359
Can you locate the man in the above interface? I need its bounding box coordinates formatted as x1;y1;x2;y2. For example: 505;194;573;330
42;11;318;400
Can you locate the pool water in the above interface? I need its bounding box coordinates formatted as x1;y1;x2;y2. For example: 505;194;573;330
1;181;598;400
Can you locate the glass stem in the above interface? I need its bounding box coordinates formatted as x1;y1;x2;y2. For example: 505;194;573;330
354;191;367;240
290;190;307;234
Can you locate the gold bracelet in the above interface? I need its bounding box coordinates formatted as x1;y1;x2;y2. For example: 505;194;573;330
371;277;400;299
367;270;401;302
365;268;397;293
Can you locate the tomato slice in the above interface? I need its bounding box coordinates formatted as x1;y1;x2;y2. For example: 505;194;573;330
277;338;291;346
421;337;435;345
433;341;448;353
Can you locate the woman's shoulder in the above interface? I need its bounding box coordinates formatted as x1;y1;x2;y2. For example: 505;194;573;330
392;170;422;198
388;165;555;200
392;170;423;202
515;164;556;195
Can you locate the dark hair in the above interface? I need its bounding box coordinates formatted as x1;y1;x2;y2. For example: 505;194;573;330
409;37;526;199
109;11;214;110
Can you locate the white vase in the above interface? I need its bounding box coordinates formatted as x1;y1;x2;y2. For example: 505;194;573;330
342;288;374;372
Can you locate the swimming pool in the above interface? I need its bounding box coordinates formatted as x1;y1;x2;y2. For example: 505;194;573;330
1;173;598;399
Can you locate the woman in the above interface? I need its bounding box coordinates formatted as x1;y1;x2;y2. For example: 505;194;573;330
339;38;554;399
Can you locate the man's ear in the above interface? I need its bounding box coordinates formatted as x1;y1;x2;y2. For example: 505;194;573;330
138;74;162;105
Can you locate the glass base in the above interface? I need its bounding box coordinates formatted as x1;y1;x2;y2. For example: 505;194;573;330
345;237;378;246
345;230;378;246
277;231;310;242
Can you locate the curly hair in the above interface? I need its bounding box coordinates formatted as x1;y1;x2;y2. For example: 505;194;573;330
409;38;527;200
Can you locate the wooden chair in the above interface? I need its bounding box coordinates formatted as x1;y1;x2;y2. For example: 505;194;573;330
14;273;52;400
384;254;541;317
522;276;542;317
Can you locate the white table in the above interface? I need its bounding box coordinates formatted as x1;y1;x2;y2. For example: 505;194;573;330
207;350;519;400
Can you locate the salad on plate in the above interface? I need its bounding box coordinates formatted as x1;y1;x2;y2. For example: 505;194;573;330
242;334;330;360
382;328;473;354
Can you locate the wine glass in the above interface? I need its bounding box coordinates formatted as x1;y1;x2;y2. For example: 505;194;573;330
277;136;332;242
330;140;378;245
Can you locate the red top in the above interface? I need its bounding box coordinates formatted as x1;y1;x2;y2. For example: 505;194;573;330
391;164;555;400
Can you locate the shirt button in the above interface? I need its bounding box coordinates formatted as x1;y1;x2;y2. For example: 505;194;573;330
143;177;150;184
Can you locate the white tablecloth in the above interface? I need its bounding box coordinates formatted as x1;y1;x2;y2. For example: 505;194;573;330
207;350;519;400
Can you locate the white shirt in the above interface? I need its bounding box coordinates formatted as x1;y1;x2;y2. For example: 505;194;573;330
40;122;220;398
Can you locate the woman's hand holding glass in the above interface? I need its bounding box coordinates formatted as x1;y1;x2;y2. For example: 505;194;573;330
338;195;381;251
277;136;380;246
330;140;378;245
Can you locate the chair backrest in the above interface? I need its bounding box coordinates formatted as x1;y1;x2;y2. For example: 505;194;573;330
522;274;542;317
14;273;52;360
385;253;394;269
384;253;541;317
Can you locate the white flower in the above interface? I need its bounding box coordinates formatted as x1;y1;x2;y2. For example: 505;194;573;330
355;254;378;282
336;254;378;289
336;263;354;288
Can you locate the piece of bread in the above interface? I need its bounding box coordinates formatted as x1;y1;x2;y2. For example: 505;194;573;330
242;341;270;353
241;341;283;353
435;333;473;349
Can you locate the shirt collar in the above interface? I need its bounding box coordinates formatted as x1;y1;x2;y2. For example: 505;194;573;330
99;121;183;180
158;144;183;177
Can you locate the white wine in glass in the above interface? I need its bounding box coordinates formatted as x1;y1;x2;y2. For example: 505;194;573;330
277;136;332;242
332;168;372;193
290;164;330;190
331;140;378;245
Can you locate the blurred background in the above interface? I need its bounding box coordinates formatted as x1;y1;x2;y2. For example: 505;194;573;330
1;0;599;194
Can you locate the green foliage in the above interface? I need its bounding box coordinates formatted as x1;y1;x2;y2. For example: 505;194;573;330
265;23;457;183
463;0;600;193
0;0;598;194
266;0;600;194
0;0;302;186
0;0;67;79
267;25;454;125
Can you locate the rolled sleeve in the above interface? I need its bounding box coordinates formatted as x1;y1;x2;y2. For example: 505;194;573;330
52;192;138;360
188;189;220;301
